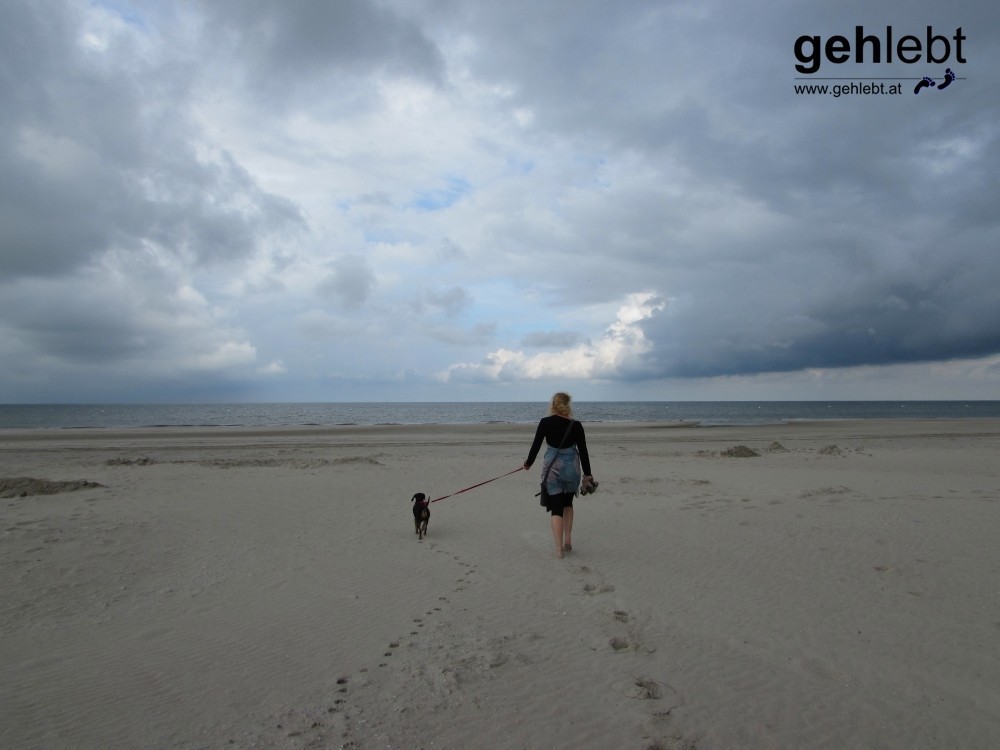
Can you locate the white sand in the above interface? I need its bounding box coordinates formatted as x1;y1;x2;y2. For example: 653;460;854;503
2;420;999;749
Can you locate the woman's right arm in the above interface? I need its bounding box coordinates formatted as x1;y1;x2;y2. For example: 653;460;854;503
523;419;546;468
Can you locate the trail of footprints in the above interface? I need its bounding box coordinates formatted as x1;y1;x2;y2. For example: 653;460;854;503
257;545;695;749
572;563;691;750
254;543;477;747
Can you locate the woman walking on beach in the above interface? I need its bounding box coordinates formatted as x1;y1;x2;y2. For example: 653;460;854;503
523;392;596;558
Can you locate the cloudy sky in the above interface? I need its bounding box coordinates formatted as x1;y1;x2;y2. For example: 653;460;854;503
2;0;998;403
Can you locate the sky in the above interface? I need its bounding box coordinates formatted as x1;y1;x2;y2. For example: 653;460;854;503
2;0;998;403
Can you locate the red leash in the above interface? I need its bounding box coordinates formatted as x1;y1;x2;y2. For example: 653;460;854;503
430;466;525;503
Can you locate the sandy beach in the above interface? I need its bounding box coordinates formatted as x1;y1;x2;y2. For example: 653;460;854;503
2;420;999;749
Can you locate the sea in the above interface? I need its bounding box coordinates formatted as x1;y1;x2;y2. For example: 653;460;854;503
1;401;999;430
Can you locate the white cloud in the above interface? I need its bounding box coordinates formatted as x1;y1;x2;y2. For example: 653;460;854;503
437;292;665;383
195;341;257;370
257;360;288;375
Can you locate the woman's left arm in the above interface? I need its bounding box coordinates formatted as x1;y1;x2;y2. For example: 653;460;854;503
575;422;592;476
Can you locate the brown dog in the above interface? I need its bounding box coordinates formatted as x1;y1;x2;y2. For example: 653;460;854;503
412;492;430;540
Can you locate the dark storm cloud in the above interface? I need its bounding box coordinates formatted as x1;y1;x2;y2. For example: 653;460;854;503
438;0;1000;381
635;223;1000;378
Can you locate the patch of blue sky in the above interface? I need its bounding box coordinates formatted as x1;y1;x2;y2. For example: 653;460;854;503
409;176;472;212
90;0;148;29
507;156;535;175
362;228;404;244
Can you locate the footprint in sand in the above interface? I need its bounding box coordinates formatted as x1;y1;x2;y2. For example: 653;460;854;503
613;677;683;707
582;582;615;595
605;633;656;655
620;677;664;699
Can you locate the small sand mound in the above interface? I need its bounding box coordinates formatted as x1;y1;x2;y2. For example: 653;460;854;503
721;445;760;458
799;486;851;499
0;477;105;498
106;456;156;466
766;441;788;452
332;456;384;466
201;455;383;469
818;445;843;455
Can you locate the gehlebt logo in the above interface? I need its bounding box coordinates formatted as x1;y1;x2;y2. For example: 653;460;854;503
793;26;966;96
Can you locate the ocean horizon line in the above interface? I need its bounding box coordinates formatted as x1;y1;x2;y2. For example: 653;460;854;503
2;400;999;431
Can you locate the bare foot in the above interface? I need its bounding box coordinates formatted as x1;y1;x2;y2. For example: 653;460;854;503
556;547;564;559
564;543;572;552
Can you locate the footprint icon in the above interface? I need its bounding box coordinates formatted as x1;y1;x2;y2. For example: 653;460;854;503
913;76;936;94
937;68;956;90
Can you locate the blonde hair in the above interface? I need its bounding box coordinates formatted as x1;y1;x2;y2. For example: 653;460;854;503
548;392;573;418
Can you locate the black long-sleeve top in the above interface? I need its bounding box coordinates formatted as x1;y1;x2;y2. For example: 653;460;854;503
524;415;592;475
